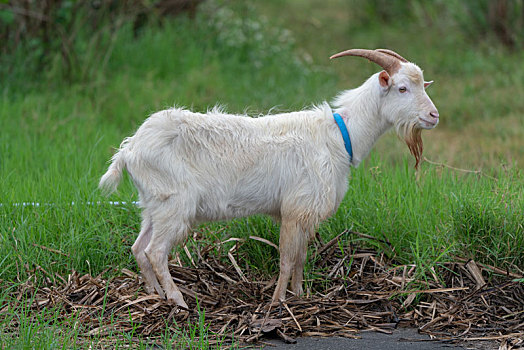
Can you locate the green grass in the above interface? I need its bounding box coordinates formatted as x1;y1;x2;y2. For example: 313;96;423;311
1;0;523;347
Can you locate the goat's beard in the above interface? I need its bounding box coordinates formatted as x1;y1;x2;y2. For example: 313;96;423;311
396;122;423;170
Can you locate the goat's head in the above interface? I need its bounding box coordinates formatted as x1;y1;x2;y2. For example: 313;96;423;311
331;48;439;168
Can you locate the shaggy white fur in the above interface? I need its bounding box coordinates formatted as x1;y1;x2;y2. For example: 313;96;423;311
99;58;438;308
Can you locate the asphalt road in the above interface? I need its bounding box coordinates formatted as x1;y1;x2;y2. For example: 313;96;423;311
258;328;496;350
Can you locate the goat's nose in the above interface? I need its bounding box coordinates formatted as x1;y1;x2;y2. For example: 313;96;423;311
430;111;439;119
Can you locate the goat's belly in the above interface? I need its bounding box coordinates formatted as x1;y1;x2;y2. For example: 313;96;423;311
194;193;280;222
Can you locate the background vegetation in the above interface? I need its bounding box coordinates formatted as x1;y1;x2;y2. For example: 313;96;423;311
1;0;523;348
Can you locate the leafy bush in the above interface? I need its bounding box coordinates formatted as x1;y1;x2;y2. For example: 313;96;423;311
448;0;524;49
346;0;523;49
0;0;204;84
0;0;315;94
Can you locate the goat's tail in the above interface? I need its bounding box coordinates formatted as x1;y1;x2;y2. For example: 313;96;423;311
99;147;126;195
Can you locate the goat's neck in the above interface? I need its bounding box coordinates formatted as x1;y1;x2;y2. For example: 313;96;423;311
333;82;392;167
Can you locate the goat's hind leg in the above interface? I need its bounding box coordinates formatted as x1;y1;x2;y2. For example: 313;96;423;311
131;213;164;297
145;209;189;308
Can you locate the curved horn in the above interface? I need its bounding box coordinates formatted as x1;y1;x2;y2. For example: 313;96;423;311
330;48;404;75
376;49;408;63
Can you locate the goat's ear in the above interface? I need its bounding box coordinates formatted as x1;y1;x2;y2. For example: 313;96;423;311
424;80;434;89
378;71;391;88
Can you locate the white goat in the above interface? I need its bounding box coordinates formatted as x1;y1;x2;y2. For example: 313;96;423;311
99;49;439;308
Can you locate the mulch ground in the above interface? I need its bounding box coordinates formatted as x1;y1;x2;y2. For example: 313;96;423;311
4;233;524;348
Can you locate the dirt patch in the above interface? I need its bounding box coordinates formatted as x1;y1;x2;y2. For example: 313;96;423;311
4;234;523;348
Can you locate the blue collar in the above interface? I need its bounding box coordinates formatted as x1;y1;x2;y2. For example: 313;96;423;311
333;113;353;163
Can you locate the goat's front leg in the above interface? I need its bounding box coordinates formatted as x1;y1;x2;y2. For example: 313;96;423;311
290;227;310;297
144;217;188;309
273;218;307;302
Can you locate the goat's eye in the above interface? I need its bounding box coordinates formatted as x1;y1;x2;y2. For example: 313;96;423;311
399;87;407;93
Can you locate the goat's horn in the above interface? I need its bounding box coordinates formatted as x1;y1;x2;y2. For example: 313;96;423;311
375;49;408;63
330;48;404;75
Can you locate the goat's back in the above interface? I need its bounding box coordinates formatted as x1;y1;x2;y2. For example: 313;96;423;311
121;106;350;222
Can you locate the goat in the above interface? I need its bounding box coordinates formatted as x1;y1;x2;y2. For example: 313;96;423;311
99;49;439;308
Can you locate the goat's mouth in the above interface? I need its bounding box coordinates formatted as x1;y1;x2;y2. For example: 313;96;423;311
418;117;438;129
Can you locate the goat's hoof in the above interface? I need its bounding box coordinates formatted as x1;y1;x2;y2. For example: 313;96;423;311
269;298;286;317
292;287;304;297
269;299;281;308
143;283;165;299
168;299;188;309
143;284;156;294
167;292;188;309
